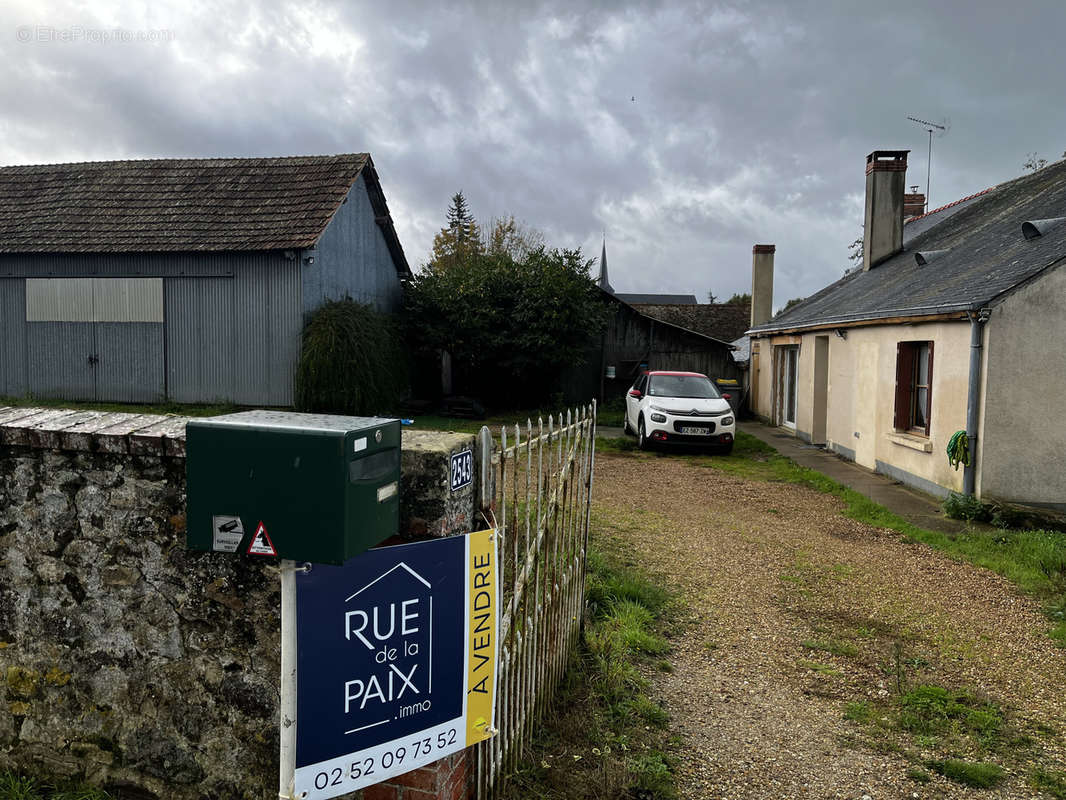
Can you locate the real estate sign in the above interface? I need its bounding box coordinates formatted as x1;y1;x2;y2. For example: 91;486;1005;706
290;530;499;799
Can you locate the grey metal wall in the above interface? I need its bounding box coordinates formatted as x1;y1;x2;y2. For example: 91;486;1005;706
0;279;27;396
305;174;405;314
165;277;236;403
0;251;303;406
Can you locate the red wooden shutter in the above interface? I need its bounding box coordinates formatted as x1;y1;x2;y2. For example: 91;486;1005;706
893;342;914;430
924;341;934;435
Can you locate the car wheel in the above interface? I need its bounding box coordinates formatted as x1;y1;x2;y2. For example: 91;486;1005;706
638;418;650;450
717;443;733;456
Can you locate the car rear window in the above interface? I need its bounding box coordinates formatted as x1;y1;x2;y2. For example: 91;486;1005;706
647;375;720;398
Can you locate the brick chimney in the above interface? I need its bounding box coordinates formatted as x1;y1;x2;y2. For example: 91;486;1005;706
750;244;775;327
904;190;926;219
863;150;909;271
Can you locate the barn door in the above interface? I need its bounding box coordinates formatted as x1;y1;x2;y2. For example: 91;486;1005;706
24;278;164;403
25;279;97;401
91;278;165;403
26;322;97;401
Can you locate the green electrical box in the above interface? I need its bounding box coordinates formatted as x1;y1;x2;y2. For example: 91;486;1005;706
185;411;401;565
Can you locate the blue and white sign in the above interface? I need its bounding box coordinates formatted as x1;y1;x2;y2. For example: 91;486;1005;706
450;449;473;492
291;530;498;799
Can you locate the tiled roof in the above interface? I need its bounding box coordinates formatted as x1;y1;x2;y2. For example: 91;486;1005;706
750;160;1066;333
0;154;408;271
633;302;751;343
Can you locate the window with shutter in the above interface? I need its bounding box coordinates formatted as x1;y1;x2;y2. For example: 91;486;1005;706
893;341;934;435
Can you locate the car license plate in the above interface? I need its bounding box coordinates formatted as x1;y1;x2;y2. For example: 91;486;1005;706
679;426;711;435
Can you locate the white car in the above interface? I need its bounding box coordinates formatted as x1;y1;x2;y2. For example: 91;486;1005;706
623;370;736;453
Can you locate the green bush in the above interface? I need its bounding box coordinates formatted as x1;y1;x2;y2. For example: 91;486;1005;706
943;492;991;522
295;299;408;415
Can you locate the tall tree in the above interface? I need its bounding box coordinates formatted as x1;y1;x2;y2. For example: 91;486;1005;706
725;292;751;306
484;215;544;261
405;246;609;403
429;191;483;270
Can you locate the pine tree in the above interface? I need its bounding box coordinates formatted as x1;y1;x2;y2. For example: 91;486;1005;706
429;191;483;270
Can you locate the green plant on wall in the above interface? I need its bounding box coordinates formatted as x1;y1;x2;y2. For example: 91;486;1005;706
295;298;408;415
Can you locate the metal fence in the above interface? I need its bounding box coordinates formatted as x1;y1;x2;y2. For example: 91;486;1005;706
473;401;598;798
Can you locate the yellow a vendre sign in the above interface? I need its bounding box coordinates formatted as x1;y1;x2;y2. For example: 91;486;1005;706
283;528;500;800
465;527;498;745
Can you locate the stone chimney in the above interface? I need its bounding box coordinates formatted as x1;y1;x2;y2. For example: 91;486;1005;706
750;244;775;327
863;150;909;271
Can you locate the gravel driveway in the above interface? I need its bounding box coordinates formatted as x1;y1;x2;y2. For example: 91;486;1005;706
593;452;1066;799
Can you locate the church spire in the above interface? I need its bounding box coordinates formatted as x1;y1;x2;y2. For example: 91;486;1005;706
597;234;614;293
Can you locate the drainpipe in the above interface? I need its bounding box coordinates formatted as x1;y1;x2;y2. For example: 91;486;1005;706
964;309;989;495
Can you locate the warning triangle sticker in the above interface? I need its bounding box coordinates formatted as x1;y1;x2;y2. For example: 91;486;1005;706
247;521;278;556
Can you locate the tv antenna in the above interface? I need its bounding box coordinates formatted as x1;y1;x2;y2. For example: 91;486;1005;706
908;116;949;211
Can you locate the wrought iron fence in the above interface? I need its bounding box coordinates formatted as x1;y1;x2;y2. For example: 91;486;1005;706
472;401;598;798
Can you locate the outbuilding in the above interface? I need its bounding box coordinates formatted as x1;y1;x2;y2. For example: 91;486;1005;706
0;153;410;406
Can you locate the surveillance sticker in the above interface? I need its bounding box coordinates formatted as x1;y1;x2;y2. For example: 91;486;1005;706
212;515;245;553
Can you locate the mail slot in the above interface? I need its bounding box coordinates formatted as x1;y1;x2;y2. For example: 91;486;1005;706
185;411;401;564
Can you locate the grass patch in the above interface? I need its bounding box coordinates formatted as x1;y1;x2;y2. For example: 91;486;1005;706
596;436;639;454
1031;767;1066;799
595;396;626;428
928;758;1005;788
898;684;1002;747
406;405;605;436
0;773;112;800
843;701;872;723
797;659;841;677
905;767;932;783
0;395;237;418
502;543;678;799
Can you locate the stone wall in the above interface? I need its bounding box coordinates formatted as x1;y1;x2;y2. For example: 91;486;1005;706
0;408;478;800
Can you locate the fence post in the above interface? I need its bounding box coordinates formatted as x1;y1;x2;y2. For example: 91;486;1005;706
478;425;495;518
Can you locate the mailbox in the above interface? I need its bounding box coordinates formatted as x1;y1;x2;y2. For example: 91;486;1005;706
186;411;401;564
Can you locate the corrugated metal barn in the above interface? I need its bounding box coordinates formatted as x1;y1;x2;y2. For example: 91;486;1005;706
0;154;410;406
561;291;741;402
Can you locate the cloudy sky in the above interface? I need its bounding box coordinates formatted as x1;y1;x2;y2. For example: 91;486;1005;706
3;0;1064;307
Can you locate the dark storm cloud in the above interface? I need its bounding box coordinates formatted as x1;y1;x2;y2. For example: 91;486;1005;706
3;0;1065;307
